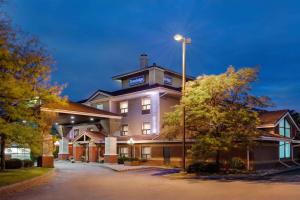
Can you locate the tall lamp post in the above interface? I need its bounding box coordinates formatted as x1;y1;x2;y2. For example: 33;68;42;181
127;138;135;159
174;34;191;171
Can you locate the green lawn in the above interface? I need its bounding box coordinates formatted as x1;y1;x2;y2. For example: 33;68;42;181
0;167;52;187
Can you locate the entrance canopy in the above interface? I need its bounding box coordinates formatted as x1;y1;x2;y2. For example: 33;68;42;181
41;101;121;125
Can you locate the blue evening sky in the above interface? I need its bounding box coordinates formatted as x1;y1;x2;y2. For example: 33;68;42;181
4;0;300;111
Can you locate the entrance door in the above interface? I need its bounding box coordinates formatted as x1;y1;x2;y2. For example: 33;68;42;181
163;146;171;165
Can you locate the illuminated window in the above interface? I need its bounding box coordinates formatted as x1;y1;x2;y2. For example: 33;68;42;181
141;147;151;159
120;101;128;114
119;147;129;157
279;141;291;159
121;124;128;136
96;104;104;110
142;122;151;135
142;98;151;111
279;118;291;137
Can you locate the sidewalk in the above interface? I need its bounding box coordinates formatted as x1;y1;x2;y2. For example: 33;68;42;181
98;163;165;172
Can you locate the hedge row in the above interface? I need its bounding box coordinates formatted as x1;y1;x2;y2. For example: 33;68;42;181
5;159;34;169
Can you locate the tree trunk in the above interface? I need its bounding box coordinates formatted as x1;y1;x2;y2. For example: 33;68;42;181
215;150;220;167
0;134;5;171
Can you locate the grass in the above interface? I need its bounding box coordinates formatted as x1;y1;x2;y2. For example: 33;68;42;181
0;167;52;187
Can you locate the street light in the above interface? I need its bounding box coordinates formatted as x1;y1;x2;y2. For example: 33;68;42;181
174;34;191;171
127;138;135;159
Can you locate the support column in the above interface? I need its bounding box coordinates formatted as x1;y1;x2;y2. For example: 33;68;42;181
104;137;117;163
58;137;69;160
42;134;54;168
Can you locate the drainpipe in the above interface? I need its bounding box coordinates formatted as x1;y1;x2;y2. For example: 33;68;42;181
246;146;250;171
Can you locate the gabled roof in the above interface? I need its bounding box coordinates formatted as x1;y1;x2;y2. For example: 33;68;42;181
72;131;105;143
258;110;300;131
81;83;181;103
41;101;121;119
112;64;195;80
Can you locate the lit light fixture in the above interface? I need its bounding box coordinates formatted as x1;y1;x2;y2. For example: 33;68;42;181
70;116;75;119
127;137;135;145
55;122;59;125
174;34;183;41
71;120;75;124
54;141;60;146
22;120;27;123
90;117;94;121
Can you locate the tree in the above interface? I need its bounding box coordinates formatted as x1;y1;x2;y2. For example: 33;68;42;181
290;110;300;128
162;67;272;166
0;15;65;170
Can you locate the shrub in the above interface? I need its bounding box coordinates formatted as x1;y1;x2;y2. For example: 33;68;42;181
187;162;204;173
187;162;220;174
229;157;246;170
5;159;23;169
23;159;34;168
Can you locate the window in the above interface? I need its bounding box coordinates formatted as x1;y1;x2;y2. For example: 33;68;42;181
119;147;129;157
120;101;128;114
142;122;151;135
141;147;151;159
121;124;128;136
279;141;291;159
73;129;79;138
141;98;151;114
279;118;291;137
96;104;104;110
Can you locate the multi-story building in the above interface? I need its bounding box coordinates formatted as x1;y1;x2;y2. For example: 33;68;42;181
59;54;300;170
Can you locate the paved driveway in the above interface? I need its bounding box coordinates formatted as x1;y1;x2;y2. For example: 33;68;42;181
1;161;300;200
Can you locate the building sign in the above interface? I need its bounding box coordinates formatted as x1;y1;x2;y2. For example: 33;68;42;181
129;75;145;86
164;75;173;85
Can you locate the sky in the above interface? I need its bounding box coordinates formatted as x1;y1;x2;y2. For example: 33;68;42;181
3;0;300;111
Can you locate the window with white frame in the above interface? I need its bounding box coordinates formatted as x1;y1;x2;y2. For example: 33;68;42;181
142;122;151;135
279;118;291;137
141;147;151;159
96;104;104;110
121;124;128;136
119;147;129;157
120;101;128;114
141;97;151;112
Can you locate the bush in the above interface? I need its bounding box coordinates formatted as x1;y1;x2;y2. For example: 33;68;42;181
5;159;23;169
118;156;139;164
187;162;220;174
23;159;34;168
229;157;246;170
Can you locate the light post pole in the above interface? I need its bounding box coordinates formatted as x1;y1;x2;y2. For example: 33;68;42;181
174;34;191;171
127;138;135;159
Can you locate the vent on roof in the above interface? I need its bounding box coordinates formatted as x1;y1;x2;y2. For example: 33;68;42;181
139;54;148;68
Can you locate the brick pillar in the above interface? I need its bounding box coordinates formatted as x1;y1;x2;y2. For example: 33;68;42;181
42;134;54;168
104;137;117;164
58;137;69;160
74;143;83;161
88;143;98;162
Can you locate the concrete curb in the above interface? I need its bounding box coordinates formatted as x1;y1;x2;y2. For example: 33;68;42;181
98;164;167;172
167;166;300;180
0;168;55;196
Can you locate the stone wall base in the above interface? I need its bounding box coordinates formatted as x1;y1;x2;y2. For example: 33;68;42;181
42;156;54;168
104;155;117;164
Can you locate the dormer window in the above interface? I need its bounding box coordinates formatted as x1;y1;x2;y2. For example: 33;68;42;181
279;118;291;137
96;104;104;110
120;101;128;114
142;97;151;114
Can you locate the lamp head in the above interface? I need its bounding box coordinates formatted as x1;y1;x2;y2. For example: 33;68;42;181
174;34;183;42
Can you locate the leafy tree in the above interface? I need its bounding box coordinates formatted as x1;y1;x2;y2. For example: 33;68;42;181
290;110;300;128
162;67;272;166
0;14;65;170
